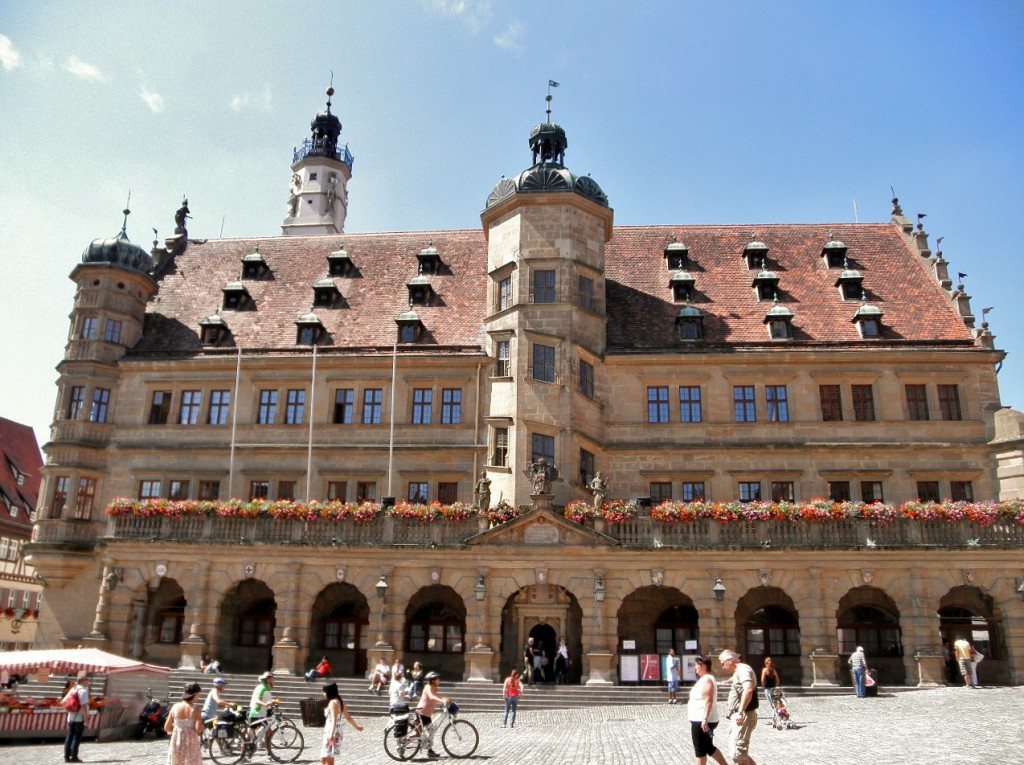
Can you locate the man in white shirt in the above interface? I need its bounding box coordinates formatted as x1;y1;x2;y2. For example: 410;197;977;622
64;671;90;763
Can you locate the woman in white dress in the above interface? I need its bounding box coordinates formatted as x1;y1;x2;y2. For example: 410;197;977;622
320;682;363;765
686;656;728;765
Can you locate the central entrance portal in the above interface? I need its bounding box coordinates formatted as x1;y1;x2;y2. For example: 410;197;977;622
500;584;583;684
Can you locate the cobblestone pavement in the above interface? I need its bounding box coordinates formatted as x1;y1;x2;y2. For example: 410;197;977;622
3;687;1021;765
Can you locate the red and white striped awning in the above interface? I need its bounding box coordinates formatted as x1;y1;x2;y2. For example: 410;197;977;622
0;648;169;677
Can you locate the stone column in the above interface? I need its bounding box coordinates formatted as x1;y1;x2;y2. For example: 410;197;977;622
585;569;615;685
129;596;147;659
82;560;117;647
466;570;497;683
272;562;303;675
179;561;210;670
900;567;939;687
801;567;837;686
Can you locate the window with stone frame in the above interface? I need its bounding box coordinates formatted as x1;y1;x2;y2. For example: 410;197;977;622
75;478;96;519
333;389;355;424
80;316;98;340
498;274;514;311
156;599;186;644
738;481;761;502
495;340;511;377
179;390;202;425
852;384;876;422
578;359;595;399
356;482;376;502
327;481;347;501
139;480;162;500
437;482;458;505
249;480;270;500
647;386;670;423
103;319;122;344
532;433;555;464
950;481;973;502
734;386;756;423
819;384;842;422
198;481;220;500
407;482;429;503
938;384;963;421
681;482;705;501
276;481;296;501
67;386;87;420
916;481;940;502
90;388;110;423
412;389;433;425
532;343;556;383
285;389;306;425
362;388;383;424
650;482;673;503
905;384;929;421
257;390;278;425
407;605;464;654
492;427;509;467
532;269;555;304
861;481;884;504
441;389;461;424
579;449;595;487
766;385;789;422
578;275;595;311
771;481;794;502
679;386;702;423
168;480;190;500
149;390;172;424
51;476;70;518
207;390;231;425
237;601;275;647
829;481;851;502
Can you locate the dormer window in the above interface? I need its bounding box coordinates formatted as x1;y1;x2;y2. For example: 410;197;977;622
822;234;848;268
241;248;269;280
835;261;865;300
744;239;768;270
670;270;696;302
407;274;434;307
327;246;354;277
764;300;794;340
313;278;342;307
416;243;441;275
296;313;325;345
853;303;884;338
396;310;424;343
752;269;780;301
199;314;231;346
664;240;689;271
675;304;704;340
221;282;253;311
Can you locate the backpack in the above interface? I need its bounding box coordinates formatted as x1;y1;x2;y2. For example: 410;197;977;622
63;689;81;712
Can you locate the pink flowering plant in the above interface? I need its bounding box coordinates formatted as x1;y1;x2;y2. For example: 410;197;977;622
487;499;520;525
600;499;637;523
563;500;596;524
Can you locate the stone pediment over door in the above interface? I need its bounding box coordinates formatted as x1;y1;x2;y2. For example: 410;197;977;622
467;507;618;547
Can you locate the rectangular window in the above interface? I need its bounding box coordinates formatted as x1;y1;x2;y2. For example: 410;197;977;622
149;391;172;424
168;480;189;500
327;481;347;501
52;476;71;516
906;384;929;421
285;389;305;425
916;481;940;502
861;481;884;504
277;481;296;501
139;480;162;500
771;481;794;502
852;385;876;422
950;481;973;501
492;427;509;467
650;482;673;503
829;481;851;502
90;388;110;423
579;449;595;487
820;385;843;422
679;386;702;423
739;482;761;502
207;390;231;425
441;389;461;424
250;481;270;500
412;388;433;425
356;482;376;502
533;269;555;303
80;316;98;340
103;319;122;344
647;386;670;423
578;360;594;399
532;433;555;464
333;389;354;424
495;340;511;377
179;390;202;425
67;386;86;419
734;386;756;422
198;481;220;500
362;389;383;424
257;390;278;424
938;384;962;421
532;343;556;383
157;612;183;644
437;482;458;504
578;276;595;311
766;385;789;422
407;482;429;503
681;482;705;501
498;275;513;311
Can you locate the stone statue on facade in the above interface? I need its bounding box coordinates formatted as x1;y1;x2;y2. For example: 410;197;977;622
474;471;491;511
525;457;558;495
174;198;191;236
589;471;609;508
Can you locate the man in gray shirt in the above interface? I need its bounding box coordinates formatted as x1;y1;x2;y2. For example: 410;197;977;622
719;650;758;765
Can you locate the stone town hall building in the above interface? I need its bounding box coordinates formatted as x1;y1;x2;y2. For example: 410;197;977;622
27;90;1024;687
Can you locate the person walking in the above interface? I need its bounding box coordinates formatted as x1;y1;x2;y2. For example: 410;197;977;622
554;636;570;685
759;657;780;707
667;647;681;704
63;671;90;763
502;669;523;728
523;637;535;685
164;682;203;765
687;656;728;765
320;682;363;765
953;635;975;687
848;646;868;697
719;649;759;765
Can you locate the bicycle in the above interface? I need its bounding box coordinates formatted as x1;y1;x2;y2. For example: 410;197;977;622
205;700;305;764
383;700;478;761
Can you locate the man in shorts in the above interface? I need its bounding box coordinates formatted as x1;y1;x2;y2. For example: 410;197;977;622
667;647;681;704
719;649;758;765
953;635;975;687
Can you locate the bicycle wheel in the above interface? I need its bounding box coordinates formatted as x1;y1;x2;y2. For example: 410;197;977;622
383;727;421;761
268;721;305;763
206;732;247;765
442;719;479;758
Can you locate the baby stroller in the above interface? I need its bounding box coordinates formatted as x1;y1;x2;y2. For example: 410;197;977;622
767;687;793;730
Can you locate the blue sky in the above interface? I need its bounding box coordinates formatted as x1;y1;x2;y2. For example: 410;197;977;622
1;1;1022;446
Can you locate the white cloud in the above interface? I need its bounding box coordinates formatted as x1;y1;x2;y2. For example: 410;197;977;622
494;21;524;53
230;84;273;112
426;0;492;33
64;55;104;81
140;87;165;113
0;34;23;70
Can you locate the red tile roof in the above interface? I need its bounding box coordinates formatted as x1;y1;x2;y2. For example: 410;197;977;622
0;417;42;537
134;222;975;356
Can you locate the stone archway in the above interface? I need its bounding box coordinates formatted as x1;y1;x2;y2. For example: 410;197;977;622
217;579;276;674
938;585;1009;685
403;585;467;680
308;583;370;677
500;585;583;684
837;586;905;686
141;577;186;667
735;586;801;683
617;586;701;655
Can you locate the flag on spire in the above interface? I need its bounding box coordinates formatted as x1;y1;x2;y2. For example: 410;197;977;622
957;272;968;281
548;80;560;87
981;307;994;316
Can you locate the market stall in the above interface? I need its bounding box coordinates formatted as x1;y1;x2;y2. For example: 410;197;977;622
0;648;169;741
